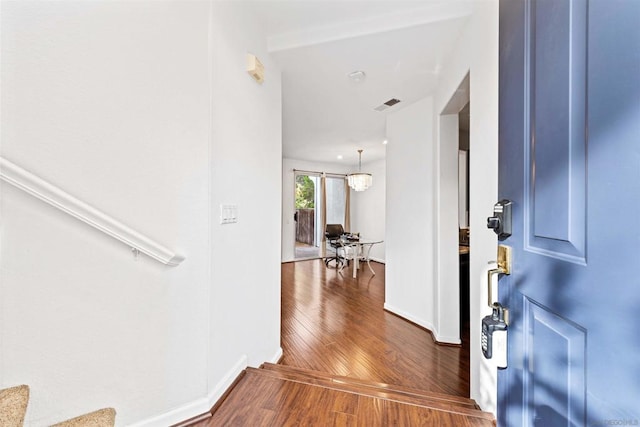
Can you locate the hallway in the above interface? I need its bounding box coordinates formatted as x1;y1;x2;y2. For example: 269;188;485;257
280;259;470;397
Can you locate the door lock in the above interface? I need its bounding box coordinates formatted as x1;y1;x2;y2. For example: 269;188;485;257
483;244;512;368
487;199;512;240
482;303;508;368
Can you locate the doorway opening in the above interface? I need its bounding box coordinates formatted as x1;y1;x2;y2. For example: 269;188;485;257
438;72;470;355
458;102;470;335
294;172;321;260
293;172;348;260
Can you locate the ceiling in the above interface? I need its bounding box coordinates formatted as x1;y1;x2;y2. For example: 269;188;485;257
256;1;473;166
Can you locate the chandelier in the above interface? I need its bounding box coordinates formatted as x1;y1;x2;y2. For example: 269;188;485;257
347;149;372;192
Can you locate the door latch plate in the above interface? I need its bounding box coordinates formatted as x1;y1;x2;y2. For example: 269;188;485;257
498;244;512;275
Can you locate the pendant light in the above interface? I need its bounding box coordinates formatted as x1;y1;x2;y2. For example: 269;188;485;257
347;149;372;192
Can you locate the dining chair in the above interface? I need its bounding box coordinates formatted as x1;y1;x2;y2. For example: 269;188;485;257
324;224;345;268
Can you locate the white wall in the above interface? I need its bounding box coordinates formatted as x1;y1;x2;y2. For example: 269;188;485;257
0;1;281;425
434;0;499;414
350;158;386;263
384;97;438;335
435;113;461;344
459;150;469;227
208;0;282;384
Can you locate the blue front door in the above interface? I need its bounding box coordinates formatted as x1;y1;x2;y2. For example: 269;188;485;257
497;0;640;426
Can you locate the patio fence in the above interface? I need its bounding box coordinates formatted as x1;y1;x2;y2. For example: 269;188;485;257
295;208;314;245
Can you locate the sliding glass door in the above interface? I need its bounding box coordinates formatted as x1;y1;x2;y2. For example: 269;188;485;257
294;172;320;259
293;172;348;260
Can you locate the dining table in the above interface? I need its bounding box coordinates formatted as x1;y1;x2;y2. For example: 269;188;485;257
337;237;383;279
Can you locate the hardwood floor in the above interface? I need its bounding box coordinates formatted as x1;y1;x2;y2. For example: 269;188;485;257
280;260;470;396
204;366;492;426
188;259;478;426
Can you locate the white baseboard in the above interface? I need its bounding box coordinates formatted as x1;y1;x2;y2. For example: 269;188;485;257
268;347;283;364
369;257;386;264
435;333;462;345
127;395;211;427
383;303;460;345
384;302;435;332
128;355;248;427
204;355;249;410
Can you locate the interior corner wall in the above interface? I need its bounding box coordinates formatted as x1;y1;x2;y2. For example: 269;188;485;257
434;0;499;414
208;0;282;391
1;1;211;425
1;1;282;425
350;158;386;263
385;97;437;332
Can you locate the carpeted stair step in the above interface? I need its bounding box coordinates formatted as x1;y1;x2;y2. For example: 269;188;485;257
0;385;30;427
254;364;492;421
50;407;116;427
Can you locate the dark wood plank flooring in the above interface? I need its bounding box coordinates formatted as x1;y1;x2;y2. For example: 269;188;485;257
188;259;474;426
204;367;490;426
280;260;470;397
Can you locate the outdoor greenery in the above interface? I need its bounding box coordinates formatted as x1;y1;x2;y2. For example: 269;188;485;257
295;175;315;209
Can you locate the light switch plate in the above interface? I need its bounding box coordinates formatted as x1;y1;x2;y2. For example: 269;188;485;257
220;204;238;224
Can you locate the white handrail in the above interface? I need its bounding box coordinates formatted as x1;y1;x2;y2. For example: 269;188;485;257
0;156;185;266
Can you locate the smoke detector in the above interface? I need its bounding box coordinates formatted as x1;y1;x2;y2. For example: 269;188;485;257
348;70;366;83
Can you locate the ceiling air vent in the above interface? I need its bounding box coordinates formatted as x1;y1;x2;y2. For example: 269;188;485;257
374;98;401;112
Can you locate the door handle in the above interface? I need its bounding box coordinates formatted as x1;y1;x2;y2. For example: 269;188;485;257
487;266;506;308
487;245;512;323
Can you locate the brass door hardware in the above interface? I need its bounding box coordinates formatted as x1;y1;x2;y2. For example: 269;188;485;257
487;245;512;323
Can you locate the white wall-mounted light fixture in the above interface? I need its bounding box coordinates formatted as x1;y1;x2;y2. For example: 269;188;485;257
347;149;372;192
247;53;264;84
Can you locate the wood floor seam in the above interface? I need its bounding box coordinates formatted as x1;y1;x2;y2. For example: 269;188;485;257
246;368;493;421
